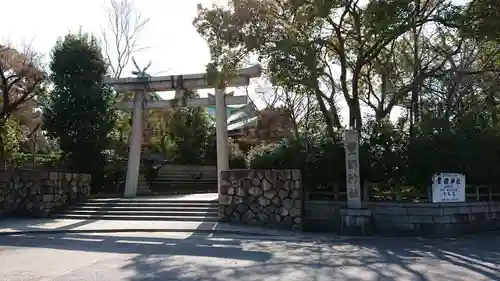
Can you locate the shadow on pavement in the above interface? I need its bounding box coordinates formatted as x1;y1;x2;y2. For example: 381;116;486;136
0;218;290;237
0;232;270;262
0;230;499;281
0;217;99;233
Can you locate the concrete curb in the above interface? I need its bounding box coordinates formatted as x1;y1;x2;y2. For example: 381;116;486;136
0;228;338;242
0;230;422;243
2;228;493;241
0;228;431;241
0;228;347;243
0;228;285;237
0;229;378;242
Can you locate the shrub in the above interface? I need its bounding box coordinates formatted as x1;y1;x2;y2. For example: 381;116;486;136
10;151;64;168
246;142;279;168
247;136;345;193
230;146;247;168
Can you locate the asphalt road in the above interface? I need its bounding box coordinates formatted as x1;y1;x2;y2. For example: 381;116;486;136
0;231;498;281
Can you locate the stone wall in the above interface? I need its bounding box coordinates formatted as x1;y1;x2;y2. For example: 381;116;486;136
368;201;500;236
303;200;342;232
219;169;302;230
0;170;91;218
303;200;500;236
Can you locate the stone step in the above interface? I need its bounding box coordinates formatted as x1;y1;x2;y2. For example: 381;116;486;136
157;169;216;172
150;187;217;194
137;186;153;196
156;171;216;175
150;191;218;197
157;172;216;175
150;185;216;189
150;182;216;186
152;177;216;180
157;171;217;174
154;176;217;181
68;205;217;212
152;179;217;185
82;197;217;203
56;193;221;222
62;209;218;217
73;202;218;208
52;214;219;222
158;165;216;171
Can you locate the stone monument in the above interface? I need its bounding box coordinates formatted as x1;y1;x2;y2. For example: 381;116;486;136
339;129;372;235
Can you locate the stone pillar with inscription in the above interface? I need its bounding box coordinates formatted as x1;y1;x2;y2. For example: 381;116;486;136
339;129;372;236
345;129;361;208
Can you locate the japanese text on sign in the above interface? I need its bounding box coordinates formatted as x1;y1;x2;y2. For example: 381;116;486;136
431;173;466;203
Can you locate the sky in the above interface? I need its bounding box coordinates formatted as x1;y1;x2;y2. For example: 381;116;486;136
2;0;213;77
1;0;467;121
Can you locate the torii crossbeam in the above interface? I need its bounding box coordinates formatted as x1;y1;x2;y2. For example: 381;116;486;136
105;65;261;197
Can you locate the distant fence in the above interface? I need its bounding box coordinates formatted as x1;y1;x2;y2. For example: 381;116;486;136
307;184;500;202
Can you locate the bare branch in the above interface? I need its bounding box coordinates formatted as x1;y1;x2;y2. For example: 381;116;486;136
101;0;150;78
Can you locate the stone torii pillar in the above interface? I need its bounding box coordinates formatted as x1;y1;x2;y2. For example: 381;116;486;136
125;88;146;197
105;65;261;197
120;72;149;198
215;88;229;191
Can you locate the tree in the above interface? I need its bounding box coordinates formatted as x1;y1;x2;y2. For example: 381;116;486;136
0;44;45;121
168;106;213;164
460;0;500;41
147;91;214;164
0;43;45;165
101;0;150;78
194;0;461;135
100;0;150;163
255;79;320;138
195;0;343;138
191;0;500;197
43;32;115;185
147;109;174;157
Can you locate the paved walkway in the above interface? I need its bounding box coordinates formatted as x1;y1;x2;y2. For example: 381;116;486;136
0;215;499;280
0;218;311;238
0;191;328;240
0;230;498;280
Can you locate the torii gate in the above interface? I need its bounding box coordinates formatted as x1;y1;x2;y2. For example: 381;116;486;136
105;65;262;198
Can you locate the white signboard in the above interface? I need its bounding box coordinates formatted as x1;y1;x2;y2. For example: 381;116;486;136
431;173;466;203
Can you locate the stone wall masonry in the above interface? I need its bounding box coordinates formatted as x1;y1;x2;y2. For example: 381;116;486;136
303;200;500;236
0;170;91;218
303;200;343;232
219;169;302;230
367;201;500;236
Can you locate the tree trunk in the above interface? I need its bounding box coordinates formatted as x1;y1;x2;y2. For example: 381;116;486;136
0;120;6;169
348;98;363;131
348;58;363;131
314;90;336;139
